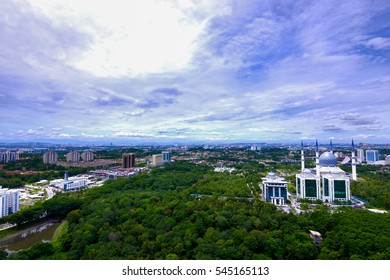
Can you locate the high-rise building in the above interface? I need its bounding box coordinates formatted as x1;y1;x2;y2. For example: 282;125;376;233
0;150;19;163
66;151;80;162
386;155;390;165
43;151;58;164
262;172;288;205
122;153;135;168
356;148;365;163
152;154;163;165
81;151;94;161
366;150;379;163
162;151;171;162
0;186;20;218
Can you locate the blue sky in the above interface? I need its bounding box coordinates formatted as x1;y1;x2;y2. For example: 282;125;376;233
1;0;390;144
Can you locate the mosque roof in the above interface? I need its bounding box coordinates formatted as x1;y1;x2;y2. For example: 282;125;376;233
319;152;337;167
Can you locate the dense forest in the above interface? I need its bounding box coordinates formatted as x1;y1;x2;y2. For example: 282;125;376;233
2;161;389;260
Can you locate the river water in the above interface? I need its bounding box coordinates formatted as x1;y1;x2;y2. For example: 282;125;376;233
0;222;61;252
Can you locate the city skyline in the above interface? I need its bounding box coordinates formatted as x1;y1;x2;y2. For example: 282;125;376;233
1;0;390;144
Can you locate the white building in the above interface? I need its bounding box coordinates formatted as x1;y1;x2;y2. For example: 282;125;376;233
214;166;236;173
386;155;390;165
50;173;89;191
0;186;20;218
296;169;321;200
152;154;163;166
262;172;288;205
43;151;58;164
357;148;365;163
296;140;353;203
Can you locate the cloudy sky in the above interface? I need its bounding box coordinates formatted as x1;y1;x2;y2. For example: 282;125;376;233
1;0;390;144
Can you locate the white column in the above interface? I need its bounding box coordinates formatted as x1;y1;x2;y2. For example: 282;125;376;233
316;151;320;176
352;151;357;181
317;179;321;200
301;149;305;172
330;180;334;203
272;187;275;202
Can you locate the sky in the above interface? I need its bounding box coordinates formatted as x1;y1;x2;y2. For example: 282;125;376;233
1;0;390;144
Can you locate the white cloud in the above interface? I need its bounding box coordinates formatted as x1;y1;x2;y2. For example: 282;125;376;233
26;0;212;77
365;37;390;50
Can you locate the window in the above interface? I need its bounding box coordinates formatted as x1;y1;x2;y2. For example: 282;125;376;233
305;179;317;198
324;178;329;196
334;180;346;199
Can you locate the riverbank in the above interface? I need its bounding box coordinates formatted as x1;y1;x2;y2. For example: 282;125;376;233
52;220;67;243
0;219;60;245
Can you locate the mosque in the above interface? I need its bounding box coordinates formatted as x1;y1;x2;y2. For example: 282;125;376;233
296;140;357;203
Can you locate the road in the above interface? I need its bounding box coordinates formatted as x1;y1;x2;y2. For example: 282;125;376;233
46;187;55;200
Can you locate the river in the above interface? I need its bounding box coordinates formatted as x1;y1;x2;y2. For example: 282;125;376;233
0;221;61;252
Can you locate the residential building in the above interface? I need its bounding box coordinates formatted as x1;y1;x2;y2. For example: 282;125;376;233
0;150;19;163
81;151;94;162
66;151;80;162
0;186;20;218
122;153;135;168
43;151;58;164
152;154;163;166
357;148;365;163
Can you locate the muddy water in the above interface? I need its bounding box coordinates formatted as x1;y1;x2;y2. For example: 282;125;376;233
0;222;61;252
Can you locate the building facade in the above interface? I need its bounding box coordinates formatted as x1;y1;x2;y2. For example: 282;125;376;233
43;151;58;164
296;140;353;203
356;148;365;163
66;151;80;162
0;186;20;218
386;155;390;165
81;151;94;162
366;150;379;163
0;150;19;163
262;172;288;205
162;151;171;162
122;153;136;168
152;154;163;166
296;169;321;200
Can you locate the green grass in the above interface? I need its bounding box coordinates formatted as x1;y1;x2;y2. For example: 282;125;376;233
52;220;67;243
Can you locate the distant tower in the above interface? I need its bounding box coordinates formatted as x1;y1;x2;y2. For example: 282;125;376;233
301;141;305;172
43;151;58;164
351;139;357;181
315;139;320;176
162;151;171;162
122;153;136;168
64;171;69;181
330;139;333;153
